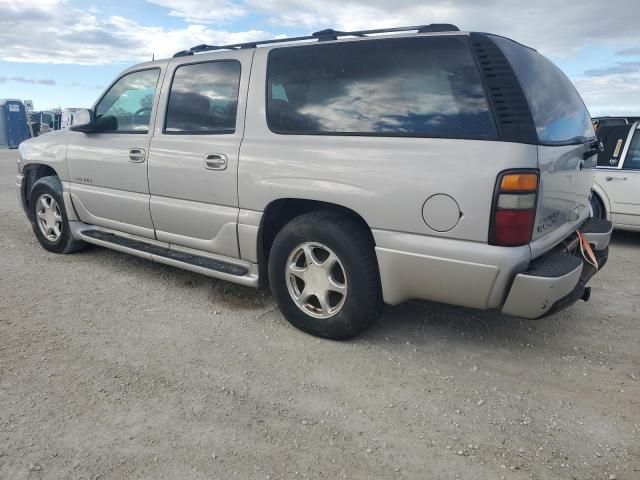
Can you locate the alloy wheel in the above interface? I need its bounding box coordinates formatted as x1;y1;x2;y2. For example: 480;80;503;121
35;194;63;242
285;242;348;319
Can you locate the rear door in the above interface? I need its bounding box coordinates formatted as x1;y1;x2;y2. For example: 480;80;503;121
491;36;597;250
147;50;252;258
605;124;640;226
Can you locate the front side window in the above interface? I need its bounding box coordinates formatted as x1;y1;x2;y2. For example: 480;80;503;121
266;37;497;139
492;36;595;145
623;130;640;170
95;69;160;133
165;61;241;134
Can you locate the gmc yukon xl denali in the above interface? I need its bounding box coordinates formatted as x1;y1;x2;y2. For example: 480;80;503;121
16;25;613;339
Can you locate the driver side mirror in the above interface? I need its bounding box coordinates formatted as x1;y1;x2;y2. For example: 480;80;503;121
70;109;95;133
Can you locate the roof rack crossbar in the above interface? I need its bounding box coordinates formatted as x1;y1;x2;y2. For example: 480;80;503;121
172;23;460;57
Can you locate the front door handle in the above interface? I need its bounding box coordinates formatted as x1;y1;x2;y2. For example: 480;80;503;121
204;153;228;170
605;176;627;181
129;148;146;163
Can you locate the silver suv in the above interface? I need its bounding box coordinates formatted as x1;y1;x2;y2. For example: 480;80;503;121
16;24;612;339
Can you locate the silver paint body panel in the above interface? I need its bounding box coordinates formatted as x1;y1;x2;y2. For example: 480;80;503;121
15;32;609;319
502;262;583;319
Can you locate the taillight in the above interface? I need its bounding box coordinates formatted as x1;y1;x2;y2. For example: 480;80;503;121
490;171;539;247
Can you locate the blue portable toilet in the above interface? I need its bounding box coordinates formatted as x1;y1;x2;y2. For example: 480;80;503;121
0;99;32;149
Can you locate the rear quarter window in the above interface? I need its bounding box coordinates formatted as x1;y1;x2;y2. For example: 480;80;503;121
491;36;595;145
266;36;497;139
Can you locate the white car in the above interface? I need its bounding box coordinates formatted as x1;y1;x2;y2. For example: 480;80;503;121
591;122;640;232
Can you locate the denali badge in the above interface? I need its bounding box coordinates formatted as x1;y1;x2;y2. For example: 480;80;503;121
537;212;559;233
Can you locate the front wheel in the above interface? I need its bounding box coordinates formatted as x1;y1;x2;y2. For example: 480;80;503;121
268;211;382;340
29;176;86;254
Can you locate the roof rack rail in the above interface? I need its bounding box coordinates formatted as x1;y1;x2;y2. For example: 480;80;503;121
172;23;460;57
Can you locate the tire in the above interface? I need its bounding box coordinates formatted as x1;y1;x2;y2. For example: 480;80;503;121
589;193;605;219
28;176;86;254
268;211;382;340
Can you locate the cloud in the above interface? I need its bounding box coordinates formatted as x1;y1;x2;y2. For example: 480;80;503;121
3;0;640;64
142;0;640;58
584;62;640;77
574;73;640;116
616;47;640;56
0;76;56;85
146;0;246;23
0;0;272;64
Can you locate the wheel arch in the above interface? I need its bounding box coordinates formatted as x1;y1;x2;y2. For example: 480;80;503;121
257;198;375;285
21;163;60;217
591;182;612;221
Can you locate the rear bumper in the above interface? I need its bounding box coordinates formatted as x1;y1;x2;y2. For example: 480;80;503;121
501;218;612;319
374;217;612;318
373;229;530;309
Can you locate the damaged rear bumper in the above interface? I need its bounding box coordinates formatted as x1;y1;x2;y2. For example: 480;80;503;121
502;218;612;319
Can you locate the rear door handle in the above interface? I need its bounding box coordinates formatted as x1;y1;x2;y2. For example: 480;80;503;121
204;153;228;170
129;148;146;163
605;176;627;181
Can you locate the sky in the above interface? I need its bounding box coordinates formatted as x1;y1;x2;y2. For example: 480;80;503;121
1;0;639;116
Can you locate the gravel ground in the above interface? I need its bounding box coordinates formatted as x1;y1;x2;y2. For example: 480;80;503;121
0;148;639;480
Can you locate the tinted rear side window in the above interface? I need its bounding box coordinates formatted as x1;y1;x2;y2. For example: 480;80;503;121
491;36;595;145
267;37;497;139
165;60;240;134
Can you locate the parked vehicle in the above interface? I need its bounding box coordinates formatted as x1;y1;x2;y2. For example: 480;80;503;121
60;109;83;129
590;121;640;232
29;111;56;136
593;116;640;129
592;117;640;129
54;112;62;131
28;113;41;137
16;24;612;339
0;99;31;149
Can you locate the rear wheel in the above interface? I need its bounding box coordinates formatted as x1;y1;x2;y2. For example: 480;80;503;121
268;211;382;340
589;193;605;219
29;176;86;254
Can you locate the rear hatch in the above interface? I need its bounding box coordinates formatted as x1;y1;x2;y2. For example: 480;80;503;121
535;143;594;241
490;35;597;252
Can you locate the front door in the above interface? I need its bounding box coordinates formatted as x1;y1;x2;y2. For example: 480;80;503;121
67;67;164;239
607;125;640;227
147;51;252;258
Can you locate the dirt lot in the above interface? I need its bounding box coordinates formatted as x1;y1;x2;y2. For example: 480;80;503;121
0;148;638;480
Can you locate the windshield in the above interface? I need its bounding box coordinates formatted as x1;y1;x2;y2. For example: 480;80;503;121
491;36;595;145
